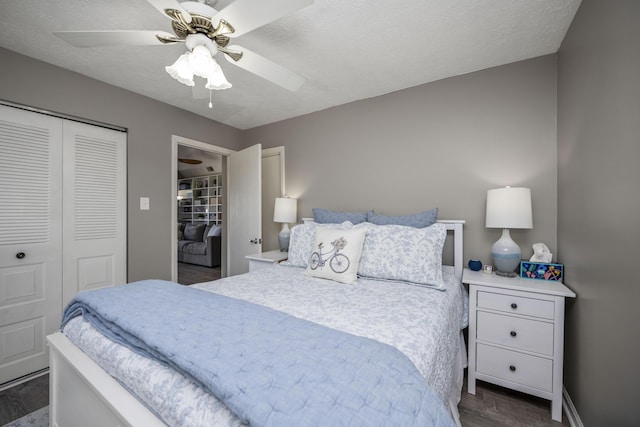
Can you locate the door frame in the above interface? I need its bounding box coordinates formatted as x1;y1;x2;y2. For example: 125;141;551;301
171;138;287;281
171;135;233;282
261;146;286;251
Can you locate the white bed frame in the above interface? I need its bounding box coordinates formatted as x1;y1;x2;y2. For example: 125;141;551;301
47;219;465;427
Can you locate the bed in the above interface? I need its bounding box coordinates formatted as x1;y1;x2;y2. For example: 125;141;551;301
47;219;467;427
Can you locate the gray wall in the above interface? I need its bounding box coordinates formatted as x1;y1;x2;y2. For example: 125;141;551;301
0;47;244;282
558;1;640;425
246;55;559;265
0;48;559;276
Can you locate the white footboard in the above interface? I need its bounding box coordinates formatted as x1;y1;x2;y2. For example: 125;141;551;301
47;332;166;427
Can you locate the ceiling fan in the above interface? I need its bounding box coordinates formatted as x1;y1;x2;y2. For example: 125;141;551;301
178;158;202;164
54;0;313;93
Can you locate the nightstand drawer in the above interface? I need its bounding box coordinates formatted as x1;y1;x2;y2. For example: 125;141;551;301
476;343;553;392
477;311;554;355
477;291;554;319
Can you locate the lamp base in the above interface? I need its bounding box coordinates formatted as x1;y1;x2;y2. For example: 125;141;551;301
278;224;291;252
491;228;521;277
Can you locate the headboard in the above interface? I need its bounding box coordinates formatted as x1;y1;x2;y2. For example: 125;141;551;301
301;218;465;281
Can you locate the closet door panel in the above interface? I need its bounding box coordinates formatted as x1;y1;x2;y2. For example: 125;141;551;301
62;120;127;306
0;105;63;384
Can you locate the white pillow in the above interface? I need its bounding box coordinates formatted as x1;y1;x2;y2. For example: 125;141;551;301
357;223;447;289
283;221;353;268
304;227;367;284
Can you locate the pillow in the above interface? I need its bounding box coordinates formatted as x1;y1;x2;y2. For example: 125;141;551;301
367;208;438;228
304;227;367;284
183;223;206;241
312;208;372;225
282;221;353;268
357;223;447;289
281;222;317;267
207;225;222;237
178;223;184;241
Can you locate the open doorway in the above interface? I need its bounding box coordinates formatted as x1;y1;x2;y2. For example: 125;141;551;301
171;136;233;284
171;136;287;282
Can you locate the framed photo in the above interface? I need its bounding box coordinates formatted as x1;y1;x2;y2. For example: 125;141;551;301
482;264;493;274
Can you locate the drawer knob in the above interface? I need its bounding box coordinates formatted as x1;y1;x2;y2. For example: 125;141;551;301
510;303;518;309
509;365;516;372
510;330;517;337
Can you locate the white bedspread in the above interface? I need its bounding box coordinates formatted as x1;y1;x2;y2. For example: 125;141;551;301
63;264;467;427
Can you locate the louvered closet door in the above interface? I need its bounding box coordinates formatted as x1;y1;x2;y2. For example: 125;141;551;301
0;105;63;384
62;120;127;307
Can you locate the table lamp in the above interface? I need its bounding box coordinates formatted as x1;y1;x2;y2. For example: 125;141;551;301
485;187;532;277
274;197;297;251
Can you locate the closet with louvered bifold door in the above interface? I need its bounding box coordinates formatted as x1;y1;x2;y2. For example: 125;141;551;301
0;104;127;385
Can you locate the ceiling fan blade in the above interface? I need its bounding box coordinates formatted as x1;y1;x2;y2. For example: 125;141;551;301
212;0;313;37
146;0;192;23
224;45;306;92
54;30;179;47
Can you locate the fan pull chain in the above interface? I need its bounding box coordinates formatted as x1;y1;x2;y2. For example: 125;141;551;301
208;89;213;109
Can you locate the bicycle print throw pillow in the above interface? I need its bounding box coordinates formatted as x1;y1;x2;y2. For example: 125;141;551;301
304;227;367;284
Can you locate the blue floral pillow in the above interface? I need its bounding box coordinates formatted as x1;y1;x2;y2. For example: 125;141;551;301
357;223;447;289
367;208;438;228
312;208;372;225
281;223;317;267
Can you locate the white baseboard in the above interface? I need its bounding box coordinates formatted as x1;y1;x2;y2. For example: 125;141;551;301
563;385;584;427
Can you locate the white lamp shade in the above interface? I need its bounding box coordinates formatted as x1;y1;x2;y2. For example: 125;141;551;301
274;197;297;223
189;45;213;76
165;53;195;86
486;187;533;229
205;60;232;90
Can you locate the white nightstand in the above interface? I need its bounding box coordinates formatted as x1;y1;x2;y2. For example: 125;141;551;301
245;250;288;272
463;268;576;422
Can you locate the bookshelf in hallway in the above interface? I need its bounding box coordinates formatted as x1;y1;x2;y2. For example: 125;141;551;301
178;173;223;225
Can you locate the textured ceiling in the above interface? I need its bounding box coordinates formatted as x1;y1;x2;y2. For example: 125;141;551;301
178;144;222;178
0;0;581;130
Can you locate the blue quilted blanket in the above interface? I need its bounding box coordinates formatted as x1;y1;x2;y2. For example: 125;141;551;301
62;280;455;427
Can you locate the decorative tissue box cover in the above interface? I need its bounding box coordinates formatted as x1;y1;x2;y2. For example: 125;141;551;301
520;261;563;281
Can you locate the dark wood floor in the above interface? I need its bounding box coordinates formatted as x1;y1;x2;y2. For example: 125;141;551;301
459;379;570;427
177;262;221;285
0;373;49;425
0;372;569;426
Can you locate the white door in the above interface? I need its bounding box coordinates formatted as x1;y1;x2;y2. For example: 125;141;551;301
227;144;262;276
62;120;127;306
0;105;63;384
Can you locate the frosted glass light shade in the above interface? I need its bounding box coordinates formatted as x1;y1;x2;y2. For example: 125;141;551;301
165;53;195;87
205;61;232;90
189;45;213;76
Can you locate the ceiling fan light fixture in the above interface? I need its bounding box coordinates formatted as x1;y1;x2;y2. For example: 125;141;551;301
190;45;231;90
165;52;195;86
167;45;231;91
